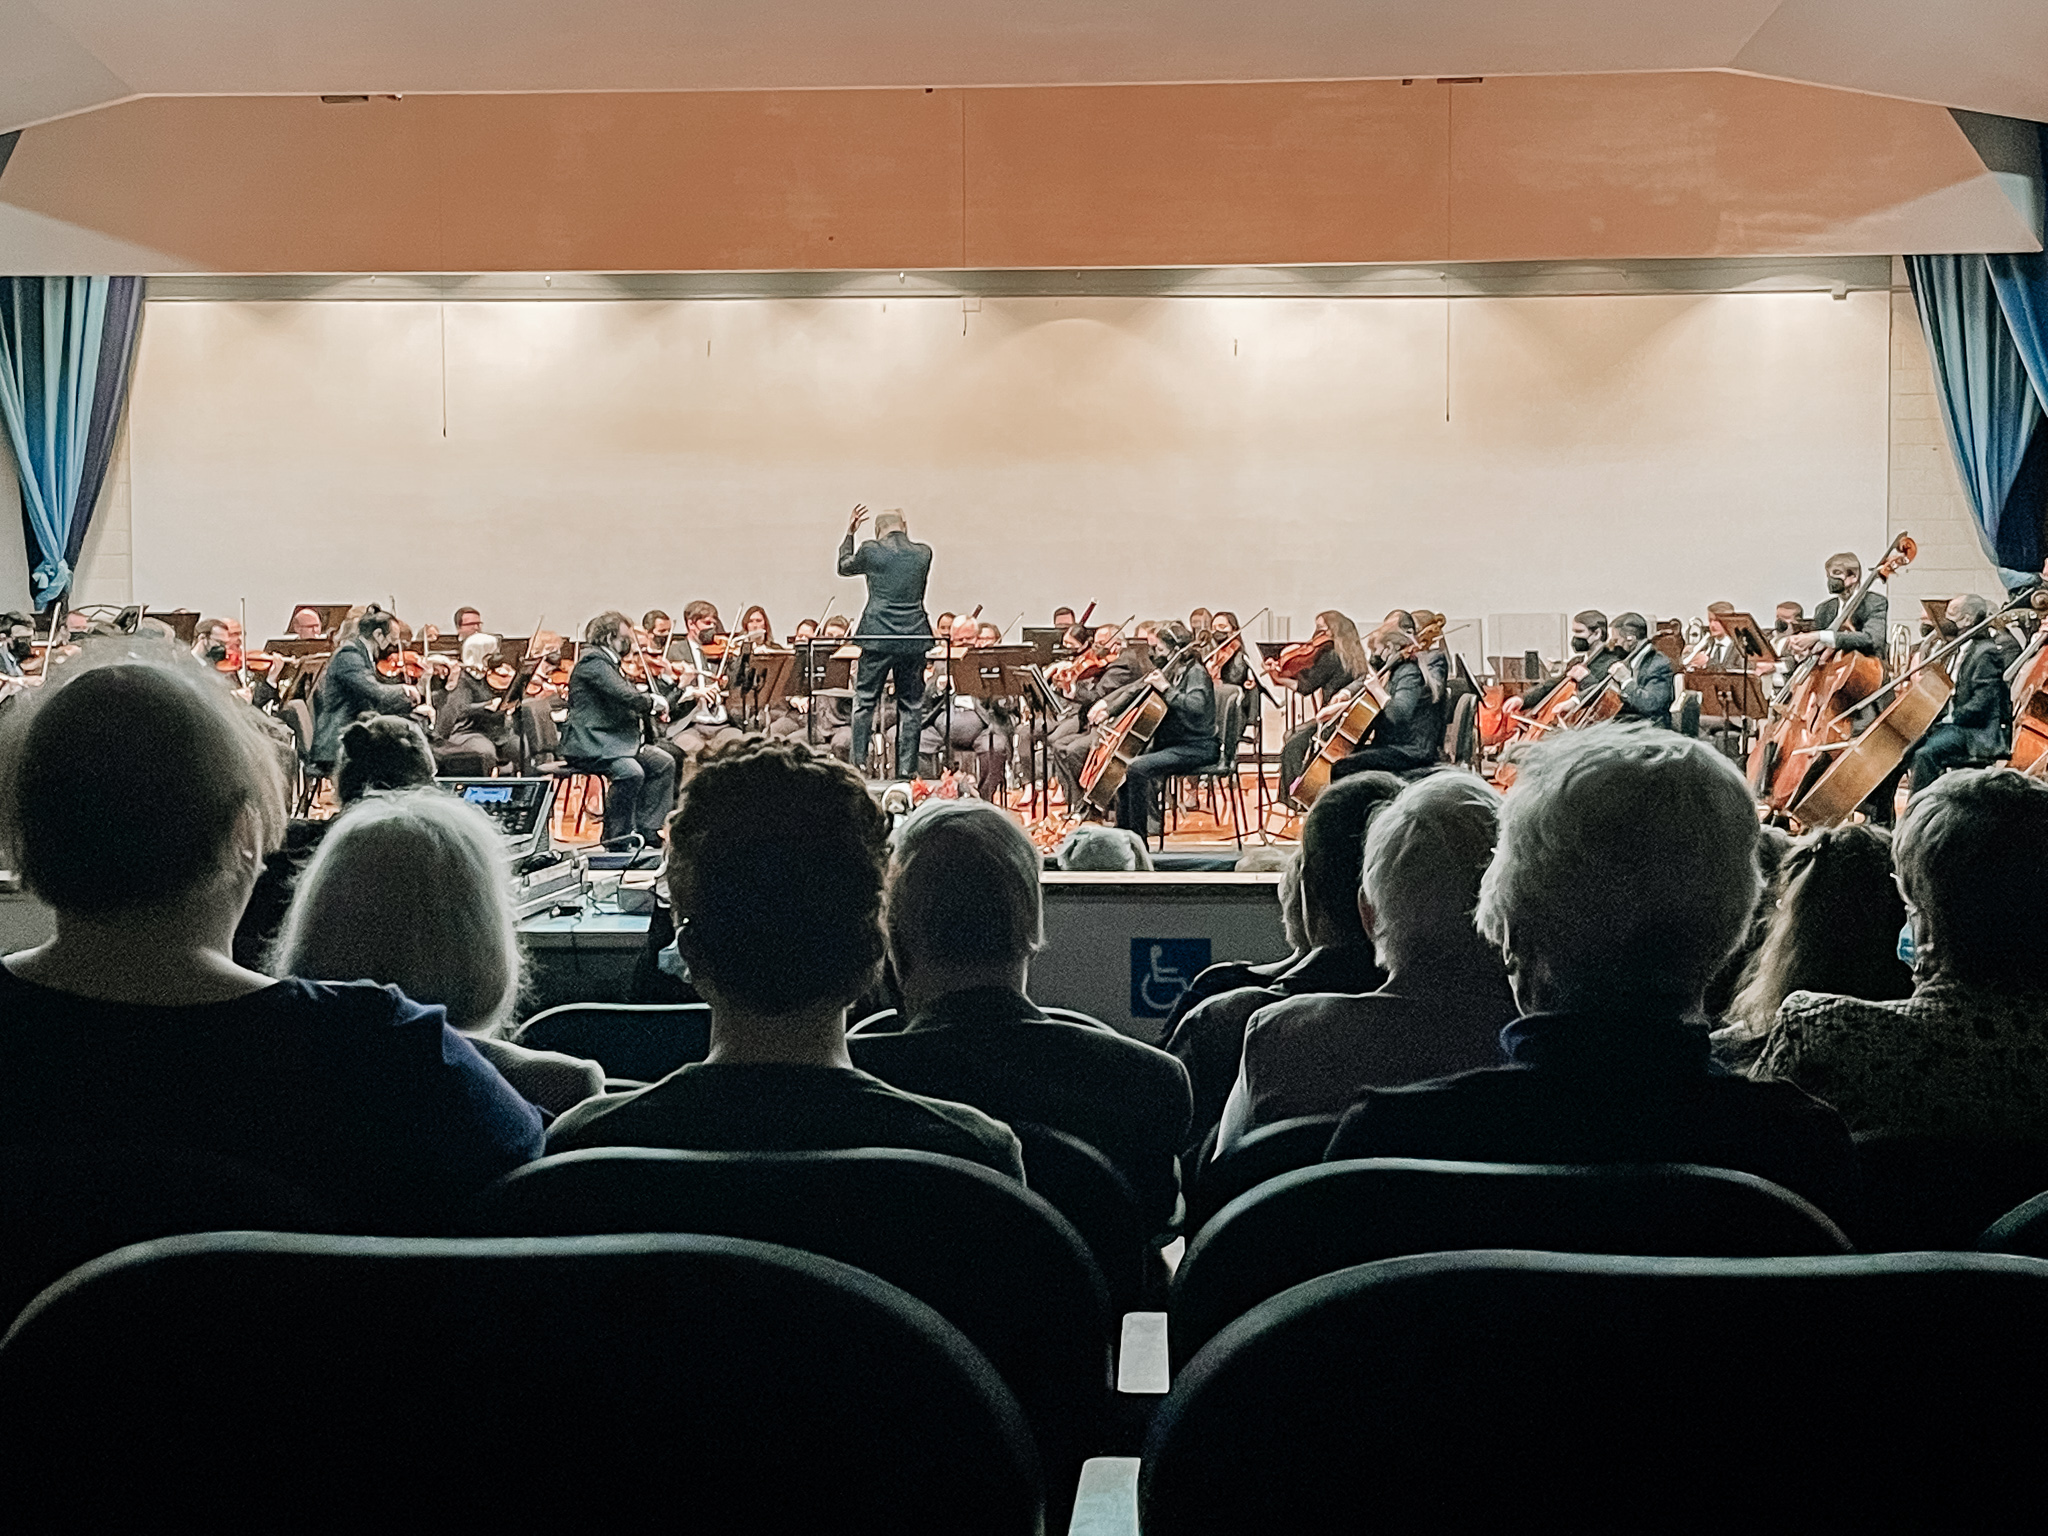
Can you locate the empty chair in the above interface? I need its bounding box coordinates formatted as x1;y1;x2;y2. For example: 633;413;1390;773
1183;1114;1341;1240
0;1231;1042;1533
512;1001;712;1083
1980;1189;2048;1257
0;1142;335;1325
464;1146;1107;1519
1144;1249;2048;1532
1171;1159;1851;1366
1855;1132;2048;1250
1012;1120;1156;1312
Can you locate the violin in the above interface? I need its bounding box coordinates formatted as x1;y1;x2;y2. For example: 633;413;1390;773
1271;632;1331;681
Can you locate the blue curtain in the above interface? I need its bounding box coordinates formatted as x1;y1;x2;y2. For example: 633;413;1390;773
0;277;145;609
1906;255;2046;575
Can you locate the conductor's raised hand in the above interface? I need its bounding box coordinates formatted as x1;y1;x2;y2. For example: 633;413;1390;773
847;504;870;535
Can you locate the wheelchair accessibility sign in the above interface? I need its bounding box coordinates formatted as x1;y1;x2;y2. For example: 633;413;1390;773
1131;938;1211;1019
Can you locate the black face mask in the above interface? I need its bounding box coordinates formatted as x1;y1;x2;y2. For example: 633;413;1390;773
9;634;33;661
1570;635;1592;654
200;639;229;665
1826;575;1849;595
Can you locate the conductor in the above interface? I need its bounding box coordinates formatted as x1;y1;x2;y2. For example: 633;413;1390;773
838;503;934;776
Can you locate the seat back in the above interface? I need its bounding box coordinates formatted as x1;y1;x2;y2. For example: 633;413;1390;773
512;1001;712;1081
1213;689;1245;772
1855;1133;2048;1250
0;1231;1040;1533
464;1147;1108;1515
1171;1158;1852;1365
1145;1249;2048;1532
1982;1188;2048;1256
1676;687;1703;737
0;1142;335;1325
1012;1120;1155;1312
1185;1114;1341;1240
281;697;314;761
1445;690;1479;766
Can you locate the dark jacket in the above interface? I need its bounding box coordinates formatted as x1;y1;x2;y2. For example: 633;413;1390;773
559;647;656;762
1291;647;1352;706
838;530;934;647
1101;660;1220;758
310;640;414;765
433;669;515;751
851;987;1193;1233
1166;943;1387;1159
1943;633;2013;756
1814;590;1889;658
1615;646;1677;726
1327;1009;1860;1225
1362;658;1444;762
1523;647;1617;711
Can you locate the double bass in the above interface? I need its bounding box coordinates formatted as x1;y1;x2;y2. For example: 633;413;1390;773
1749;533;1916;814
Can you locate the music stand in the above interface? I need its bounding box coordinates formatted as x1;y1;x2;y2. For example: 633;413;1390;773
1719;612;1778;669
947;646;1034;808
1020;627;1065;666
263;638;333;658
732;649;795;730
144;609;200;644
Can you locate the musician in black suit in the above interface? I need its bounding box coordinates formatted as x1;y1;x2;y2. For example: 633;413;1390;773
309;605;424;770
1096;622;1219;834
1328;625;1447;779
561;611;676;846
1050;622;1150;807
1606;612;1678;726
1789;551;1889;660
837;503;934;775
1905;594;2014;794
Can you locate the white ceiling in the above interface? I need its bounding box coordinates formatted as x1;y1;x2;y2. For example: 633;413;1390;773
3;0;2045;135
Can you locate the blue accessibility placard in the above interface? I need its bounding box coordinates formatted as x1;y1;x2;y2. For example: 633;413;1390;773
1130;937;1212;1019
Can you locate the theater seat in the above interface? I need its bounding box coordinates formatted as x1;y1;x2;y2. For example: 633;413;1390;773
511;1001;711;1082
1144;1249;2048;1532
0;1142;335;1326
1981;1188;2048;1256
1183;1113;1342;1240
0;1231;1042;1534
1854;1132;2048;1251
1170;1158;1851;1366
1012;1120;1158;1312
463;1146;1108;1521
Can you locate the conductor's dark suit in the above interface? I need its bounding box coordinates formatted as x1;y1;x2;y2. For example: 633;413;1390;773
839;527;934;773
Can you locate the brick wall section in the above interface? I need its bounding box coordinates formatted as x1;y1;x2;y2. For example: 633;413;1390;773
1886;259;2000;631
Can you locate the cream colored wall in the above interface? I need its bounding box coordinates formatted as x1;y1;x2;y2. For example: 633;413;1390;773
69;415;135;610
123;289;1893;646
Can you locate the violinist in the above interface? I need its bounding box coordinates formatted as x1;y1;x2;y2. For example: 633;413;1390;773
667;599;746;758
192;617;234;670
561;610;677;847
1189;608;1214;641
734;604;803;739
430;632;517;776
1052;606;1078;629
1274;612;1369;796
308;605;431;774
641;610;675;651
288;607;326;642
1604;612;1678;725
1096;621;1219;834
452;606;483;641
1323;622;1448;780
793;618;819;644
1786;551;1887;662
1904;593;2015;795
1209;612;1257;696
920;616;1012;798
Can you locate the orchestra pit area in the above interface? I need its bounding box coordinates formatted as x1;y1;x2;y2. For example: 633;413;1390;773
3;3;2048;1528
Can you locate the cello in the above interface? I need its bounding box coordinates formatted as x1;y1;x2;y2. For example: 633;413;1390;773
1787;593;2023;826
2003;605;2048;776
1749;533;1916;814
1288;617;1445;807
1076;634;1204;819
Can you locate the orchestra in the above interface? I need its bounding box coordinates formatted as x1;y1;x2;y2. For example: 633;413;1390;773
19;513;2044;848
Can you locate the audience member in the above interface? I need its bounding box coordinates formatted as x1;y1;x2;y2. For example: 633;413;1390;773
852;801;1191;1230
274;789;605;1118
0;644;541;1226
549;740;1023;1176
232;714;438;968
1756;769;2048;1137
1327;726;1856;1221
1712;824;1910;1071
1218;771;1515;1151
1701;821;1791;1021
1166;772;1402;1161
1056;825;1154;871
1158;850;1305;1039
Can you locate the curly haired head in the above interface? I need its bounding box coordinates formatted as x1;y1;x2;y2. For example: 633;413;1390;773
667;737;889;1015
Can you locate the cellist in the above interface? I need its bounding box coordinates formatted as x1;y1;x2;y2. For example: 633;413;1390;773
1785;551;1888;666
1050;621;1151;805
1903;593;2016;795
1323;622;1447;781
1092;621;1218;835
1522;610;1618;711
